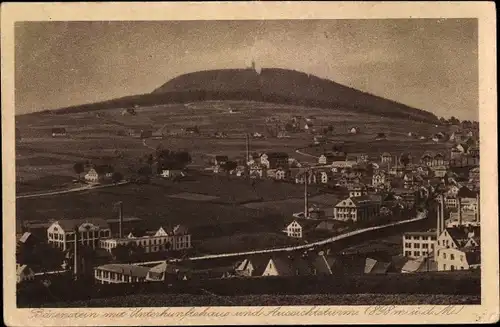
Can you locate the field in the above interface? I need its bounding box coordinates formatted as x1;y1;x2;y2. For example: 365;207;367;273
15;100;456;192
44;293;480;307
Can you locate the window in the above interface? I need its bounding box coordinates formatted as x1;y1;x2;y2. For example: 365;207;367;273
443;264;446;270
405;243;412;248
460;255;464;261
443;253;447;259
414;251;419;257
422;243;428;249
405;251;411;256
450;265;455;271
414;243;420;249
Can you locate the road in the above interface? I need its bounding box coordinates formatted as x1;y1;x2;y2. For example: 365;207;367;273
134;212;427;266
295;148;319;160
16;181;129;199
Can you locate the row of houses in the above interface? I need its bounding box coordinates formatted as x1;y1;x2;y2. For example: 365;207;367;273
46;218;191;253
402;225;480;272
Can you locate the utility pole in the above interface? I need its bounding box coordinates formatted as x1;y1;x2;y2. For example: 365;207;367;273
114;201;124;238
246;133;250;164
304;170;309;219
73;226;79;280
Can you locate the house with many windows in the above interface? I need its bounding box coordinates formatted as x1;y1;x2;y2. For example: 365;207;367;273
284;220;319;239
402;231;437;259
94;264;150;284
47;218;112;251
99;225;191;253
333;196;381;222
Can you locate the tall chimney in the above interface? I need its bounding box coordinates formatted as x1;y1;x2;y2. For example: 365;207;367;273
458;197;462;226
436;196;441;238
74;226;79;280
304;170;309;219
440;194;445;232
118;201;123;238
246;133;250;164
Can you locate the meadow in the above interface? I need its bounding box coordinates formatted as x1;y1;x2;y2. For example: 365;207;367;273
15;100;454;193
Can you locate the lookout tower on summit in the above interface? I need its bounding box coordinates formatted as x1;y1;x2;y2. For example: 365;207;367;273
249;60;261;74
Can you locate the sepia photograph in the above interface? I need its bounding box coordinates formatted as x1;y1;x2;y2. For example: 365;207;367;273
2;2;498;326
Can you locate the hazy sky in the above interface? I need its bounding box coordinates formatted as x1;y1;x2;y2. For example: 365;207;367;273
15;19;478;120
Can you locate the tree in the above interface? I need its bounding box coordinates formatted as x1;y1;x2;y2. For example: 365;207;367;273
73;162;85;181
449;116;460;125
399;153;411;167
137;166;152;177
222;161;238;177
111;172;123;183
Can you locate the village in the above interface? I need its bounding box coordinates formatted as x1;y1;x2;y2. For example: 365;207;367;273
16;112;481;298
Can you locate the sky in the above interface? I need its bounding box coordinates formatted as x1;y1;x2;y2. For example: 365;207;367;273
15;19;478;120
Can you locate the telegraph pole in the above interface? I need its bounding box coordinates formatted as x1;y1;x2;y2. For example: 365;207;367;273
114;201;124;238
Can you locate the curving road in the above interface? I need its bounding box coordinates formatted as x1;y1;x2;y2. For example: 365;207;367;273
16;181;129;199
133;212;427;266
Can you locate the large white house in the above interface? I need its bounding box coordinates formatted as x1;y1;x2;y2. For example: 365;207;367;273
84;165;114;184
333;196;381;222
99;225;191;253
47;218;112;251
402;231;437;259
435;227;480;271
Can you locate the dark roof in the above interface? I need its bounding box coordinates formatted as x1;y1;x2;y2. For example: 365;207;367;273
364;258;391;274
464;248;481;265
97;264;150;278
215;155;229;161
52;127;66;133
236;255;270;276
404;231;436;238
53;218;110;231
445;227;470;244
269;255;312;276
264;152;289;159
290;219;321;231
457;186;478;198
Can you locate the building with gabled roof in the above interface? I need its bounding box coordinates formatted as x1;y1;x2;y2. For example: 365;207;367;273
364;258;392;274
47;218;111;251
84;165;114;184
333;196;381;222
94;263;150;284
234;255;270;277
99;225;191;254
16;264;35;284
261;255;313;277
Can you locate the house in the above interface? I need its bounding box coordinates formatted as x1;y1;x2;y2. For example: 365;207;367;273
277;131;290;139
372;172;386;188
316;169;332;184
295;170;317;185
94;264;150;284
451;144;469;159
402;231;437;258
100;225;191;253
260;152;289;169
214;131;228;138
430;165;448;178
270;167;288;180
380;152;392;164
16;264;35;284
84;165;114;184
261;255;313;277
252;132;264;138
347;183;367;197
160;169;186;179
234;255;270;277
249;163;266;179
421;152;447;167
309;252;340;275
47;218;112;251
467;146;479;158
436;229;481;272
348;127;360;134
51;127;67;137
468;167;480;183
284;220;319;239
121;108;137;116
392;188;417;208
364;258;392;274
146;262;185;282
333;196;381;222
